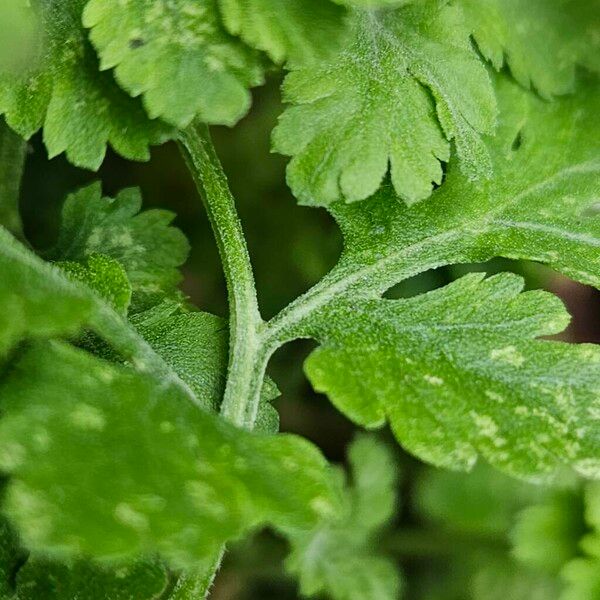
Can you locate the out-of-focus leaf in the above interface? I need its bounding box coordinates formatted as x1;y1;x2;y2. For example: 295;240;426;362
461;0;600;97
0;342;337;568
285;436;402;600
0;0;170;170
83;0;264;128
218;0;348;66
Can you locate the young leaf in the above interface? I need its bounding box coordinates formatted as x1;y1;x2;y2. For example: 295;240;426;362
0;341;338;568
48;183;190;307
58;254;133;315
83;0;265;128
461;0;600;98
267;76;600;480
0;224;197;404
284;436;402;600
218;0;348;66
273;0;496;206
0;0;170;170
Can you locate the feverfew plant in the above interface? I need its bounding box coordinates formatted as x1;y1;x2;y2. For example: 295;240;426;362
0;0;599;598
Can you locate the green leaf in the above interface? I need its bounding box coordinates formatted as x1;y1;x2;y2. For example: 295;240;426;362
58;254;132;315
0;341;337;568
132;308;228;412
218;0;348;66
461;0;600;98
15;556;169;600
0;0;170;170
560;483;600;599
269;76;600;480
0;0;38;73
561;558;600;600
2;513;171;600
0;224;199;405
3;512;178;600
285;435;402;600
83;0;265;128
0;226;94;357
273;0;496;206
510;490;584;573
305;272;600;479
167;562;221;600
473;558;563;600
132;307;280;432
416;463;543;536
48;183;190;306
337;0;411;6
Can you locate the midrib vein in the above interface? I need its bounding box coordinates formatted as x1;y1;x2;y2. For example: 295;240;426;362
264;158;600;348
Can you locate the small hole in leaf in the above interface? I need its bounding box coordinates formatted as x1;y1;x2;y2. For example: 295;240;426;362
129;38;145;49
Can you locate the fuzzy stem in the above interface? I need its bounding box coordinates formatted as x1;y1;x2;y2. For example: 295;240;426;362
179;122;264;429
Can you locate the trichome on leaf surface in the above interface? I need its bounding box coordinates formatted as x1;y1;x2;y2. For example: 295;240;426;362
0;0;599;598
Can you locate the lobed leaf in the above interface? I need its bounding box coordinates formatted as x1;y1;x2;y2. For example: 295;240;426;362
305;272;600;479
285;436;402;600
461;0;600;98
273;0;496;206
218;0;348;66
48;183;190;308
83;0;265;128
0;0;170;170
270;75;600;480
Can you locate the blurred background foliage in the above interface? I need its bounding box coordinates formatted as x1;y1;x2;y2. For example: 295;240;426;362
16;75;600;599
